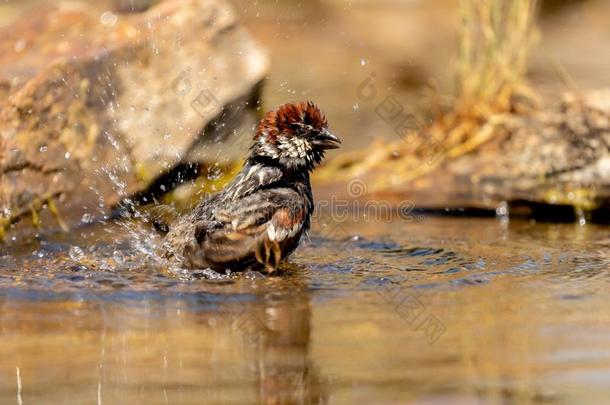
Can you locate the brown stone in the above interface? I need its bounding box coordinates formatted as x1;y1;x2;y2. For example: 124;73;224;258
315;90;610;223
0;0;268;238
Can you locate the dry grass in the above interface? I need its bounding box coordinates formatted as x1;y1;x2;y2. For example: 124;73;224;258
427;0;541;165
457;0;539;109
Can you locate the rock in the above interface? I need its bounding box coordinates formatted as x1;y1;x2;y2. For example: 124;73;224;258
0;0;268;238
476;90;610;221
315;90;610;223
421;90;610;217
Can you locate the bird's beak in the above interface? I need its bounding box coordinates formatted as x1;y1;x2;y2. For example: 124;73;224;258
314;130;341;149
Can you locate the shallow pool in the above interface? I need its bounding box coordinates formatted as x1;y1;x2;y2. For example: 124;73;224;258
0;216;609;404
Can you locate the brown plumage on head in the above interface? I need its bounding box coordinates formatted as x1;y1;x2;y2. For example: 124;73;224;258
255;101;328;142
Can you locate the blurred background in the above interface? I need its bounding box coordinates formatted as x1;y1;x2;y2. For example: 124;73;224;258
235;0;610;148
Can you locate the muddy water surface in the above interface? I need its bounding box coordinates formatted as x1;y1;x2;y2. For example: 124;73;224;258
0;217;609;404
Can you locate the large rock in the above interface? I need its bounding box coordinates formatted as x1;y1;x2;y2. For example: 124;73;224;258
0;0;268;238
475;90;610;222
315;90;610;223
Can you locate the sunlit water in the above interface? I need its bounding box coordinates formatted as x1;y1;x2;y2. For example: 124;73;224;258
0;215;609;404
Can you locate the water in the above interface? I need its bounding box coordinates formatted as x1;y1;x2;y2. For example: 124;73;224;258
0;216;609;404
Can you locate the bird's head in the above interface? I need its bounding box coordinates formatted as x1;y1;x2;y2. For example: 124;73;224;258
250;102;341;170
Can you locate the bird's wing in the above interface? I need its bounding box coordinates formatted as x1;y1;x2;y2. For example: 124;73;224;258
197;188;307;272
222;164;284;201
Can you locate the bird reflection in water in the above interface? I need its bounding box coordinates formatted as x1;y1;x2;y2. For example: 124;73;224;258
234;274;327;404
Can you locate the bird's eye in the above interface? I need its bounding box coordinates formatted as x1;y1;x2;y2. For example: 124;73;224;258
289;122;310;135
301;125;316;135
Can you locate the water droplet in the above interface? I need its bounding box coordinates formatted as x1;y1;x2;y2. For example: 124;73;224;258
207;164;222;180
100;11;118;26
69;246;85;262
360;58;366;66
64;152;71;159
495;202;508;217
14;39;26;53
81;213;94;224
112;250;124;265
99;262;113;271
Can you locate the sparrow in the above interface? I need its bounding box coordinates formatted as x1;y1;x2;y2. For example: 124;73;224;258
162;102;340;273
